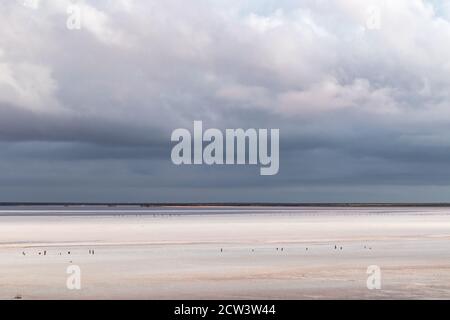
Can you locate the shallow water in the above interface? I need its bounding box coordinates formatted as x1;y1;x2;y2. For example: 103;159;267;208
0;207;449;299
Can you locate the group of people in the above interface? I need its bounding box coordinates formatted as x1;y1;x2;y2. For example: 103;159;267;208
21;249;96;256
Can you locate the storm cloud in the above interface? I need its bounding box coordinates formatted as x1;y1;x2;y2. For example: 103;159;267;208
1;0;450;202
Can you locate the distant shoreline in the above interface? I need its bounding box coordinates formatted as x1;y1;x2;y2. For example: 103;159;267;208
3;202;450;207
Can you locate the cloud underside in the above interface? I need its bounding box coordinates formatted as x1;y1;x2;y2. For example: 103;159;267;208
1;0;450;201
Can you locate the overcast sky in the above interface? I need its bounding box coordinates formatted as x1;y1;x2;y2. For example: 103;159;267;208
1;0;450;202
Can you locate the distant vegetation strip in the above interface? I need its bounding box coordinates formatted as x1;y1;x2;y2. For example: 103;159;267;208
2;202;450;207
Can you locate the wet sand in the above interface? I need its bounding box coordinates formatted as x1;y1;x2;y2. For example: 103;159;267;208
0;207;449;299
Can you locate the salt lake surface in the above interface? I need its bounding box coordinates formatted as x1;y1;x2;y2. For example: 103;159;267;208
0;206;449;299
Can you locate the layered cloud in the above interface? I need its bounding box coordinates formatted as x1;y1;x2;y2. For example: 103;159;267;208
1;0;450;201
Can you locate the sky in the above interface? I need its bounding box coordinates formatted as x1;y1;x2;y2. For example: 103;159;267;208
1;0;450;202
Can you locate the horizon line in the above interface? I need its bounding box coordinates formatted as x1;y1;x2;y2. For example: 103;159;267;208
2;202;450;207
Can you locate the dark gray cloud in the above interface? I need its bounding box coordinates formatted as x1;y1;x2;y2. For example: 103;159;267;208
1;0;450;202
